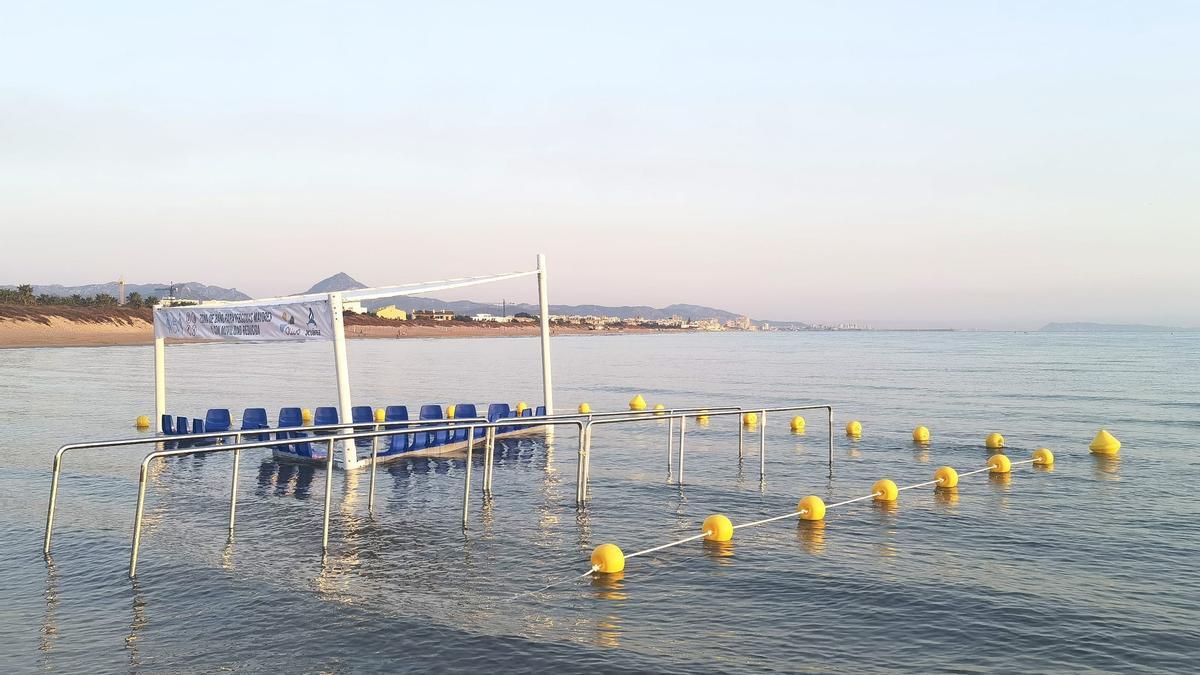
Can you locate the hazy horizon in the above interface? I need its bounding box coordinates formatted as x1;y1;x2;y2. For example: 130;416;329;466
2;2;1197;330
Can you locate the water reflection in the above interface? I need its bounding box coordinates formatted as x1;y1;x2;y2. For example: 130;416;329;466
125;580;148;668
39;559;59;663
847;441;862;459
912;446;930;463
934;487;960;508
590;571;627;602
703;539;735;565
797;520;826;554
1092;454;1121;481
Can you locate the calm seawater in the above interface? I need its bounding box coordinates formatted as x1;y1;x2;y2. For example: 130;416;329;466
1;332;1198;673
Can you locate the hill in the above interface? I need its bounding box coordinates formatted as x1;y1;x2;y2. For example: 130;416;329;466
303;272;367;295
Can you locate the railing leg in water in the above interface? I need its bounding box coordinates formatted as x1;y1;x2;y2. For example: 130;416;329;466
129;461;150;578
677;416;687;485
228;432;242;536
828;407;834;476
759;410;766;482
738;419;744;459
667;417;674;476
368;428;379;512
321;438;335;552
462;425;475;528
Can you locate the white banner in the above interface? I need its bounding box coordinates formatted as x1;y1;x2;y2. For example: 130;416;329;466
154;300;335;341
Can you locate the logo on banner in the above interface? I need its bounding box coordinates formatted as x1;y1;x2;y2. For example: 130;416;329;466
307;308;317;327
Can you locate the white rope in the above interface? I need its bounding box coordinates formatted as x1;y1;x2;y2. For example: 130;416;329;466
627;531;711;559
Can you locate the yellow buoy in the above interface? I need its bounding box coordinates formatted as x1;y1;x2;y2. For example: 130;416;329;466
790;416;806;432
515;401;528;415
1089;429;1121;455
591;543;625;574
654;403;666;415
374;408;386;423
845;420;862;438
301;408;314;423
702;514;734;542
988;453;1012;474
135;415;150;429
743;412;758;426
912;425;930;443
935;465;959;488
798;495;826;521
578;402;591;414
629;394;647;411
872;479;899;502
985;432;1005;449
446;404;456;419
696;410;710;424
1033;448;1055;466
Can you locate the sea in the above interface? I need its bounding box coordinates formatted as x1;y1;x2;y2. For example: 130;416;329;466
1;331;1197;673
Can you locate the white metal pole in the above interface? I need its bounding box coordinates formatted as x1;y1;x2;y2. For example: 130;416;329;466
329;293;358;469
536;253;554;416
153;334;166;433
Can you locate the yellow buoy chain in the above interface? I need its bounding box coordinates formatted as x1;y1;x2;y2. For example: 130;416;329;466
582;449;1055;579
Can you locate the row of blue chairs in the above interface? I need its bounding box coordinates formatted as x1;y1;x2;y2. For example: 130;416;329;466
159;403;547;459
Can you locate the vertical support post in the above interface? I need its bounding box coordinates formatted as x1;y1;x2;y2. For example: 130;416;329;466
576;423;588;505
329;293;358;469
827;406;834;476
483;427;495;492
759;410;766;481
738;415;744;459
536;254;554;417
153;334;166;433
667;417;675;474
228;433;241;536
129;460;150;578
368;425;380;512
462;425;475;528
321;438;335;551
678;416;687;485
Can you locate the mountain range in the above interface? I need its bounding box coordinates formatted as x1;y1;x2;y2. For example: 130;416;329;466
1;281;252;302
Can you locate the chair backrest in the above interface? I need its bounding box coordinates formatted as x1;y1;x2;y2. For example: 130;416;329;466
161;414;175;435
352;406;373;424
205;408;232;433
419;404;443;420
176;416;189;435
314;406;339;426
192;418;205;434
384;405;409;423
455;403;478;419
521;408;533;418
278;407;302;429
241;408;268;430
486;403;511;423
535;405;546;417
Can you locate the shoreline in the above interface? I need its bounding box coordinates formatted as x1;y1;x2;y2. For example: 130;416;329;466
0;315;695;349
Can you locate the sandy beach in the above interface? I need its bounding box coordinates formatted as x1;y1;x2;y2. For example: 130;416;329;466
0;308;686;348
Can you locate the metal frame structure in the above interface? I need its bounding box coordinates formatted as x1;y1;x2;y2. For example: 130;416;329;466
151;254;555;469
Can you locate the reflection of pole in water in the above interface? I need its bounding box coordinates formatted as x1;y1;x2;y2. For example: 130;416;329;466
124;580;148;668
39;559;60;664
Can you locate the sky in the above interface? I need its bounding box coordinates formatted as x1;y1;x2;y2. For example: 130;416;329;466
1;1;1197;329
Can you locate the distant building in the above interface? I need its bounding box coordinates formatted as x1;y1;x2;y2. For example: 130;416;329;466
376;305;407;320
413;309;454;321
473;313;511;323
342;300;368;314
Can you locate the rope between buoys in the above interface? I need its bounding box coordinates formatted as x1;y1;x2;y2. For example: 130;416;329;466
627;530;711;559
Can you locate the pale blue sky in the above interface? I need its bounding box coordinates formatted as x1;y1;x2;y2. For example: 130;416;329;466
2;1;1197;328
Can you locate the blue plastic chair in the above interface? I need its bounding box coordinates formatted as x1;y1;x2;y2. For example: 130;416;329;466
175;416;189;435
450;403;478;442
420;404;447;447
487;403;512;434
241;408;269;441
204;408;232;433
314;406;339;435
384;406;410;454
535;405;546;417
161;415;175;435
352;406;375;449
278;407;303;429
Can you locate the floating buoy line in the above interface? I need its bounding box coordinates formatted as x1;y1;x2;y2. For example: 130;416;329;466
572;448;1057;581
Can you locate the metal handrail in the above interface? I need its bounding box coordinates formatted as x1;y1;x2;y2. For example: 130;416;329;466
43;416;486;556
576;405;834;501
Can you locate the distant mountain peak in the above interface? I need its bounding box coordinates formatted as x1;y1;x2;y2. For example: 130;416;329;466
304;272;367;295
